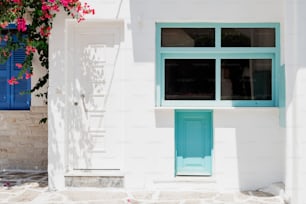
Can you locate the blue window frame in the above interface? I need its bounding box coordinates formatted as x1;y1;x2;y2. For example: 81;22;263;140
156;23;280;107
0;30;30;110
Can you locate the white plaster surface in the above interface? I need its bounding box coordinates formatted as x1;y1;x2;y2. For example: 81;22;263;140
48;0;287;196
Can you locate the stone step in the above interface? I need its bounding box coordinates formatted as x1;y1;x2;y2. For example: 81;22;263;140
65;176;124;188
65;170;124;188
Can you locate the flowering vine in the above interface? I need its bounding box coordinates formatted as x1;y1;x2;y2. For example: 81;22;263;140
0;0;94;100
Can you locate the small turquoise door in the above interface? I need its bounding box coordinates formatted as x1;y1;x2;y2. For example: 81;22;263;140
175;110;213;176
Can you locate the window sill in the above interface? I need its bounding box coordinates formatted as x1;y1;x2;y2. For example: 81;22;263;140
0;106;46;112
0;109;30;112
155;106;280;110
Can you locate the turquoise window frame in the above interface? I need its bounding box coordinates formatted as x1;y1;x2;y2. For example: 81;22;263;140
156;23;281;107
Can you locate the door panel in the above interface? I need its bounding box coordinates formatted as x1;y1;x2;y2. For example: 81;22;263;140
69;22;123;170
176;110;213;175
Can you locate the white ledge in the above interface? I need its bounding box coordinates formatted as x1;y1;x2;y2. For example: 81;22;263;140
65;170;124;177
154;106;280;110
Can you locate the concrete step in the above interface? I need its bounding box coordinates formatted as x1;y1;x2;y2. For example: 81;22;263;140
65;170;124;188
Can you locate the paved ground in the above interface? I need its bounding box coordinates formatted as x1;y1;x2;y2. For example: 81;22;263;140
0;171;286;204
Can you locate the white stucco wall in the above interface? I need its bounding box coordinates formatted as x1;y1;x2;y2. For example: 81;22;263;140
31;55;48;106
49;0;285;192
284;0;306;203
214;109;284;191
121;108;284;191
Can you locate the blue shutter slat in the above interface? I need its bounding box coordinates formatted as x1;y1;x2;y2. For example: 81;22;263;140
13;48;26;70
0;63;6;70
0;56;7;70
0;75;10;109
11;48;30;110
0;33;30;110
0;43;8;70
0;44;10;109
12;79;30;110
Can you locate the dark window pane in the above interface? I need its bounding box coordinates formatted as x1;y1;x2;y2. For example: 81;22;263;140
222;28;275;47
165;59;215;100
221;59;272;100
162;28;215;47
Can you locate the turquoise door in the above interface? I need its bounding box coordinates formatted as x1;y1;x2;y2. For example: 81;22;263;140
175;110;213;176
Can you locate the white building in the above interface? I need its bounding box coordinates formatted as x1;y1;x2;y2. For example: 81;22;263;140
48;1;306;203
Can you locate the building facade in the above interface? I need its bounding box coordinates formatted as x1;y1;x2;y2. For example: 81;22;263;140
48;0;306;203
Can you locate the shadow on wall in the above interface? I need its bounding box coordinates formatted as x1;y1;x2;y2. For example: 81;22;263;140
49;17;124;188
214;109;285;191
65;21;124;170
48;46;66;189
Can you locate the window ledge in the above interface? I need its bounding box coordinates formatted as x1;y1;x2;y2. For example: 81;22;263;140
0;109;30;112
154;106;280;110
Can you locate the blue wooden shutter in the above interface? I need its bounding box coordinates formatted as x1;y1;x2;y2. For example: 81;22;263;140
11;48;30;109
0;43;10;109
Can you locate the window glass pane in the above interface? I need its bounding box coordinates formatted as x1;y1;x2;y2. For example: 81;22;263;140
222;28;275;47
165;59;215;100
221;59;272;100
162;28;215;47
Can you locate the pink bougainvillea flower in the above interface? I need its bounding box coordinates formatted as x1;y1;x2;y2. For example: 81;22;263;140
17;18;27;32
60;0;69;7
44;13;53;20
15;63;22;69
12;0;22;5
39;26;51;37
2;0;95;89
42;4;51;11
77;16;85;23
25;46;37;55
25;72;32;80
8;77;19;85
51;4;60;12
3;35;8;42
0;21;8;29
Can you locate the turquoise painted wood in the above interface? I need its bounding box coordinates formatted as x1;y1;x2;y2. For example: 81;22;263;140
175;110;213;175
156;23;281;107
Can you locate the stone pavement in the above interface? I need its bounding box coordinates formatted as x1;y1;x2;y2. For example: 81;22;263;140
0;171;286;204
